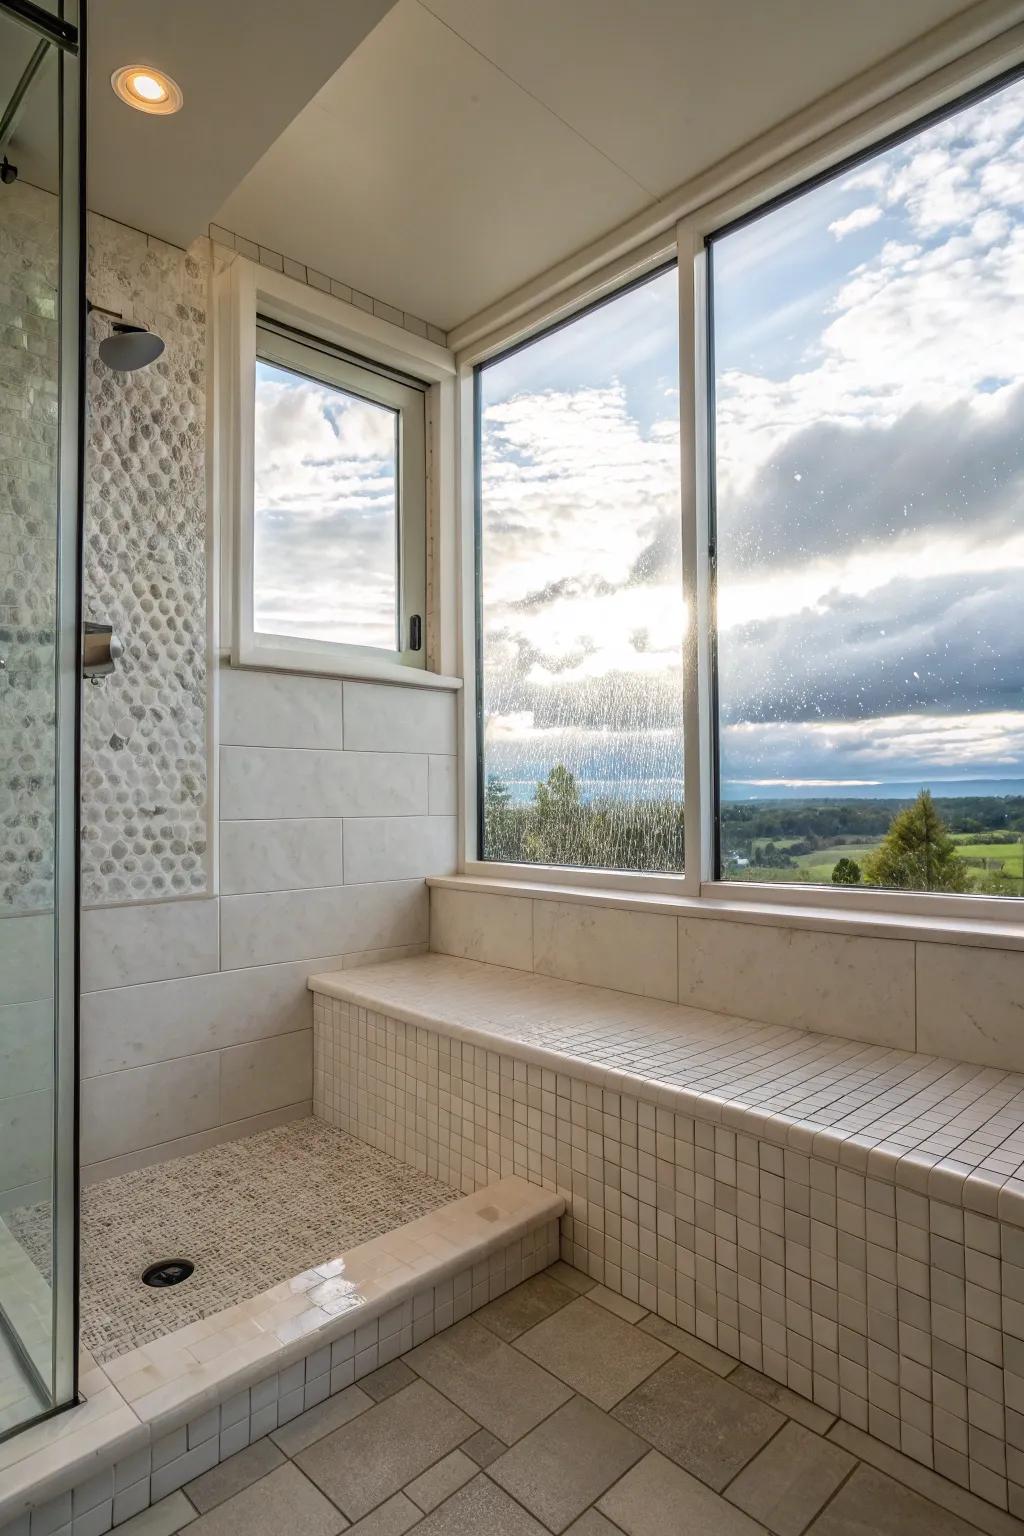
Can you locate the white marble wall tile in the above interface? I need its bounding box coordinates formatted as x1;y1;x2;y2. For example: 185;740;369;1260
78;956;361;1077
219;747;426;821
220;881;428;969
219;1031;313;1123
429;887;533;972
220;820;344;895
219;669;343;749
0;1087;51;1196
677;917;915;1048
81;900;220;993
81;1055;220;1164
534;899;678;1002
916;943;1024;1069
0;1000;53;1100
0;913;53;1007
343;682;456;755
428;756;457;815
343;817;457;885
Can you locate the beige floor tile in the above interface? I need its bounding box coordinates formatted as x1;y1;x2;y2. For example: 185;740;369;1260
586;1286;647;1325
345;1493;420;1535
515;1298;672;1409
295;1378;475;1521
726;1421;855;1536
405;1318;572;1442
612;1354;783;1491
112;1492;196;1535
729;1363;837;1434
490;1394;648;1534
598;1450;764;1536
476;1274;577;1342
361;1360;416;1403
544;1262;596;1294
564;1513;623;1536
638;1314;738;1378
183;1462;347;1536
409;1473;549;1534
807;1463;981;1535
404;1448;477;1512
271;1385;374;1458
462;1427;507;1467
186;1437;285;1513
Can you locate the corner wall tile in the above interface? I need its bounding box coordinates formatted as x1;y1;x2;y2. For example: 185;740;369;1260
220;881;428;969
916;945;1024;1070
219;1031;313;1122
343;682;456;755
343;817;456;885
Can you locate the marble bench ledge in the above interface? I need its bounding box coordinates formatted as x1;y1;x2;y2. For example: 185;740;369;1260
308;951;1024;1228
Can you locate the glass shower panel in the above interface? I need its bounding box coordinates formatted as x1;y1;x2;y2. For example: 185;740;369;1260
0;0;82;1439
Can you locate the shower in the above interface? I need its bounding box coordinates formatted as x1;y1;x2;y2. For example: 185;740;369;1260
88;301;166;372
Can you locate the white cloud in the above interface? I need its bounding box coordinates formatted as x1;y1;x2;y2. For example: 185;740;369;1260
828;204;883;240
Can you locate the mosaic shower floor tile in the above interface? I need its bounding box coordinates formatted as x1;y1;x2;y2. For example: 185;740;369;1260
6;1118;460;1364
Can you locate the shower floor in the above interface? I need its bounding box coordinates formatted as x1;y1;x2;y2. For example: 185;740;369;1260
6;1118;461;1365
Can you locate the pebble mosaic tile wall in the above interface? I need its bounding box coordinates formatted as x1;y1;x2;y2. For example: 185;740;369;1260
314;992;1024;1516
1;182;210;915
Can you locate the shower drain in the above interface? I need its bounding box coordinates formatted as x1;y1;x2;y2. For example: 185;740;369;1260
141;1259;195;1288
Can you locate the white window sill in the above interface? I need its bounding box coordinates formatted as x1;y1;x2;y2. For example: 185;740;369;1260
427;873;1024;953
227;652;463;690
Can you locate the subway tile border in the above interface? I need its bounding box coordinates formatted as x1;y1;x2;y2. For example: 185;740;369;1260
208;225;448;349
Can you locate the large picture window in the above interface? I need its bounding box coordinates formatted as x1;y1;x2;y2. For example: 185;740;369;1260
476;267;684;873
710;73;1024;898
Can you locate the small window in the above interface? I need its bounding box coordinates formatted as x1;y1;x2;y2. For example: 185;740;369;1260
709;72;1024;898
475;266;684;874
244;320;426;671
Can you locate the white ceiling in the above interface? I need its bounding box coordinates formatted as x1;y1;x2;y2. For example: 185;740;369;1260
216;0;990;332
85;0;397;249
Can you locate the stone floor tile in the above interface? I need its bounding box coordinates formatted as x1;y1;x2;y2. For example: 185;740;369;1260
598;1450;764;1536
183;1463;346;1536
345;1493;420;1536
461;1427;508;1468
185;1437;285;1513
295;1379;475;1521
827;1421;1022;1536
409;1473;549;1534
544;1262;596;1294
613;1354;783;1491
404;1449;477;1513
361;1361;417;1403
271;1386;374;1458
637;1314;739;1378
729;1363;837;1434
726;1421;855;1536
515;1298;672;1409
586;1286;647;1325
405;1318;572;1442
111;1493;196;1535
806;1463;981;1535
476;1274;578;1342
490;1394;648;1533
564;1513;623;1536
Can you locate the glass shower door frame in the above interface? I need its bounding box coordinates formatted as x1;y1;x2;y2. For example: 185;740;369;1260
0;0;84;1435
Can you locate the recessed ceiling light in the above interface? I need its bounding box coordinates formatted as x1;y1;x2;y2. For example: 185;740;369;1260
111;65;183;115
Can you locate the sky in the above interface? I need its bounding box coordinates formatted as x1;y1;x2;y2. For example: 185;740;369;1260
479;72;1024;800
253;354;399;651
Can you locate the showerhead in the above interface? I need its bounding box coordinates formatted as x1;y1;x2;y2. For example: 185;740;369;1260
97;321;164;373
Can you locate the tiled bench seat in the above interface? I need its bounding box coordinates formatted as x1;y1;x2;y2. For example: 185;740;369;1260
309;953;1024;1514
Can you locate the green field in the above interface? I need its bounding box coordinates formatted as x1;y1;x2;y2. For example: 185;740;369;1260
746;835;1024;889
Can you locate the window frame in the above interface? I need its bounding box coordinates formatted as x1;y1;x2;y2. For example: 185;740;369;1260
215;254;461;690
457;46;1024;921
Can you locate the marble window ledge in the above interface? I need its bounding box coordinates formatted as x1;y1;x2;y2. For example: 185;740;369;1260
309;953;1024;1228
0;1178;561;1530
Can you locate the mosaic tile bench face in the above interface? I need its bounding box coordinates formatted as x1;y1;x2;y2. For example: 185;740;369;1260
313;989;1024;1515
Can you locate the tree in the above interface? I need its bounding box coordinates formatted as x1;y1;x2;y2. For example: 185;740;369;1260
831;857;861;885
861;790;970;892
